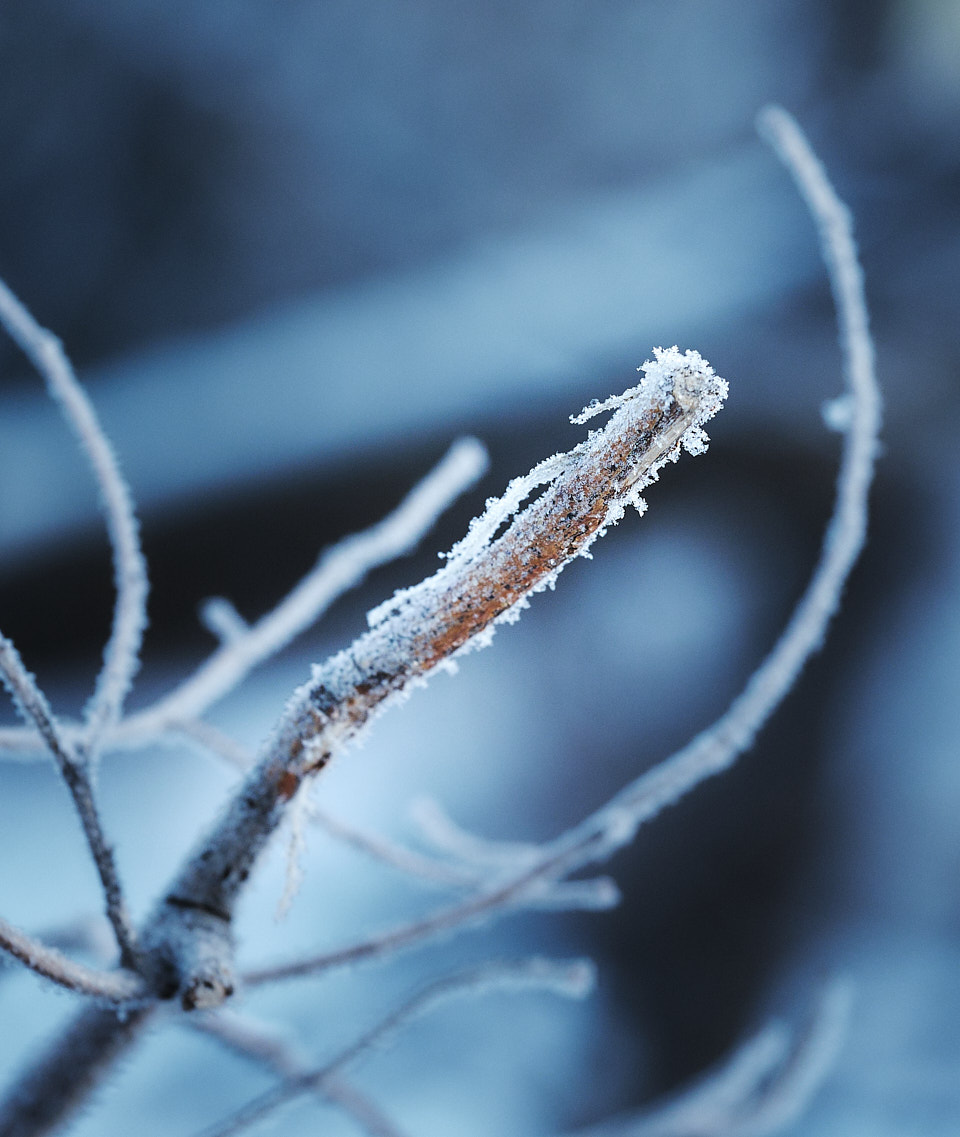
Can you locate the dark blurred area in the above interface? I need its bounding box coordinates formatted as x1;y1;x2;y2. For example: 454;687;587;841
1;3;959;1135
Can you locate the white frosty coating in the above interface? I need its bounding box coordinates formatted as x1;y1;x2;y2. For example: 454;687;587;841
0;437;486;758
570;980;850;1137
307;798;618;907
0;276;149;761
821;393;854;432
0;913;148;1003
241;114;879;1008
309;804;484;888
409;796;544;870
211;959;596;1137
139;439;489;740
368;346;727;633
571;345;727;430
199;598;250;645
0;633;139;967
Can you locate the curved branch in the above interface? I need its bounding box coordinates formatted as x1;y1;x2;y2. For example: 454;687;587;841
163;348;726;947
0;635;138;964
0;437;488;758
243;109;880;992
201;958;593;1137
0;277;148;758
0;916;148;1003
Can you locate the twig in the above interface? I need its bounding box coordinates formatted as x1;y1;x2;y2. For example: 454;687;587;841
191;1011;409;1137
199;599;250;646
199;958;594;1137
0;438;488;758
309;807;484;889
243;108;880;991
0;277;148;759
0;915;147;1002
0;635;138;965
543;104;882;861
409;795;544;870
121;436;490;737
566;980;852;1136
0;1004;157;1137
0;915;114;986
177;723;484;889
157;347;725;994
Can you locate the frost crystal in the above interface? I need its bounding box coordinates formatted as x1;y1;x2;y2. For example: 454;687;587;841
322;347;728;753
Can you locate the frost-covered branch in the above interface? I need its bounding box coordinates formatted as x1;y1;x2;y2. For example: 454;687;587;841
568;980;851;1137
199;958;594;1137
132;435;489;736
191;1012;409;1137
0;438;487;758
0;915;114;989
152;348;724;1000
309;807;485;889
0;634;138;965
0;110;869;1137
410;795;545;870
242;108;879;992
0;278;148;759
0;915;147;1002
542;104;882;861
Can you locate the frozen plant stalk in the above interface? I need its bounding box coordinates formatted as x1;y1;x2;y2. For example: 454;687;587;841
155;346;728;998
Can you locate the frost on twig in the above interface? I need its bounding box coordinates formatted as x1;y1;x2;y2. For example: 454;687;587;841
199;599;250;646
0;278;148;760
0;437;488;758
568;980;851;1137
239;107;880;993
199;958;595;1137
0;108;872;1137
0;914;147;1003
309;805;485;889
0;634;138;966
154;347;725;998
190;1011;408;1137
129;435;490;738
409;795;544;871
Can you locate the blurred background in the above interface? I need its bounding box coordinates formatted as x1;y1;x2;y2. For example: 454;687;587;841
0;2;958;1134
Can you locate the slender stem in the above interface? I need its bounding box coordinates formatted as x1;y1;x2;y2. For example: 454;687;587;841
164;350;725;936
245;109;882;993
0;635;138;965
0;916;148;1002
115;437;489;738
0;1005;156;1137
0;277;148;759
201;959;593;1137
0;438;487;758
191;1012;409;1137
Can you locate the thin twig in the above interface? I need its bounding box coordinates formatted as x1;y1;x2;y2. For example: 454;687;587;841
0;635;138;965
243;109;880;991
409;795;543;869
309;807;484;889
191;1012;409;1137
177;723;484;889
120;436;489;738
0;915;114;986
200;958;594;1137
0;915;148;1002
567;980;852;1136
160;348;726;978
0;438;488;758
0;277;148;759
